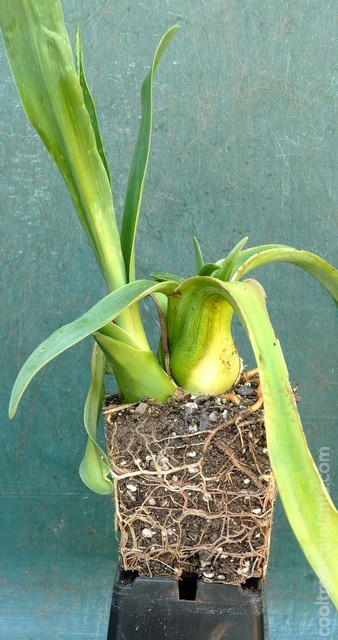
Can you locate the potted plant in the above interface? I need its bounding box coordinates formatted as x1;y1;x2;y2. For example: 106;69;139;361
1;1;337;637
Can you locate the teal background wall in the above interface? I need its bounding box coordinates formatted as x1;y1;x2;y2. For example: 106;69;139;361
1;1;337;638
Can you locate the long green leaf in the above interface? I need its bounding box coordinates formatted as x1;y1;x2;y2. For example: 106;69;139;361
79;343;113;494
174;275;338;605
9;279;177;418
76;26;111;184
227;243;293;277
232;247;338;302
225;279;338;606
120;25;179;281
0;0;126;294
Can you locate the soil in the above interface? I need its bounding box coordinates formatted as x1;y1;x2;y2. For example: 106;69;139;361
104;378;277;585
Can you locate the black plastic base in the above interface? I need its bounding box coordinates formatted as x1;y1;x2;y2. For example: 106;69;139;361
107;570;267;639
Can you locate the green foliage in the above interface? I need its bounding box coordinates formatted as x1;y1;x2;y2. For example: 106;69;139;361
75;27;112;185
120;26;180;283
1;0;338;606
79;344;112;495
8;280;177;419
0;0;126;297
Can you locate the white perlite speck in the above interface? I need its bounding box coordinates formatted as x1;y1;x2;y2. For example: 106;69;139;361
188;424;198;432
126;483;137;492
141;528;155;538
239;561;251;574
185;402;198;413
203;570;215;578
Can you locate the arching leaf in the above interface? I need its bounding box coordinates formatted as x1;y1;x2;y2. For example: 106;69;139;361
9;279;177;418
173;275;338;606
232;247;338;303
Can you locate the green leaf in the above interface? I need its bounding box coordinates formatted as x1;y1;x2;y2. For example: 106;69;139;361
76;26;111;184
151;272;184;284
228;243;292;277
94;331;176;403
0;0;126;293
175;275;338;605
98;321;144;348
9;279;177;418
232;247;338;302
198;263;219;276
213;237;248;282
79;343;113;494
224;278;338;607
193;237;205;273
120;25;179;281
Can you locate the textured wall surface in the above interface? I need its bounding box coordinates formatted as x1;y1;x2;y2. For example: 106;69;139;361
0;1;337;638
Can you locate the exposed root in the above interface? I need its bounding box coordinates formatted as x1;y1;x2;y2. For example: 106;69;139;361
105;386;277;585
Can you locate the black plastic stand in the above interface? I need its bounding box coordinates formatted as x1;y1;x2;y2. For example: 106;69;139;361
107;570;267;639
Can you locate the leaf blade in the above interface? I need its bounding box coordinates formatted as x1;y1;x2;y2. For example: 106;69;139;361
193;237;205;273
79;343;113;494
232;247;338;302
213;236;248;282
94;332;176;403
76;26;111;184
0;0;125;292
179;275;338;605
223;278;338;606
228;243;293;277
151;272;184;284
120;25;180;281
9;279;177;418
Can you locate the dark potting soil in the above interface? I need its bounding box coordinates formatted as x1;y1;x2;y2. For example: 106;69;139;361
104;379;277;585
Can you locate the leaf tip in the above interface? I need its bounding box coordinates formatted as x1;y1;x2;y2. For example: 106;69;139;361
8;393;17;420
